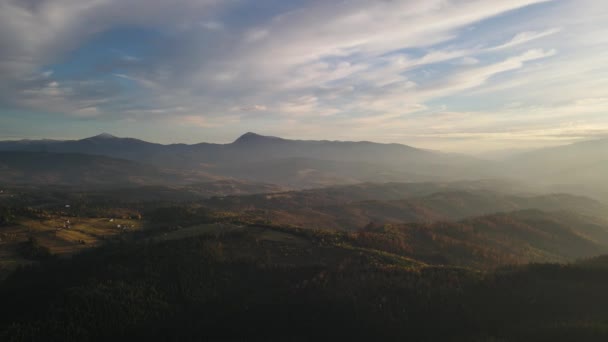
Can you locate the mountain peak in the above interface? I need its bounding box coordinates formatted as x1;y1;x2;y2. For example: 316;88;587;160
89;133;117;140
232;132;283;144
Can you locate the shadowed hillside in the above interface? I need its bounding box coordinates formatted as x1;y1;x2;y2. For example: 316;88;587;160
3;223;608;341
0;151;180;186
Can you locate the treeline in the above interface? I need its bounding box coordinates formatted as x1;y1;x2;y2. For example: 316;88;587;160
0;207;51;225
2;230;608;341
349;210;608;268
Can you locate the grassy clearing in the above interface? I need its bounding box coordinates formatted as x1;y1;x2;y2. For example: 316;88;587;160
0;216;142;265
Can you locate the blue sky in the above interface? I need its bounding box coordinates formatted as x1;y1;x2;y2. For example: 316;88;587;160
0;0;606;153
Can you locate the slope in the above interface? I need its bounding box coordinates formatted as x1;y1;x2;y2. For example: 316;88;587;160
353;209;608;268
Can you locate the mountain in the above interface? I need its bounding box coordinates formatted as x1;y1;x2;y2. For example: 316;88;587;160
0;133;170;163
507;138;608;199
0;133;501;187
231;132;285;145
509;138;608;170
4;133;608;193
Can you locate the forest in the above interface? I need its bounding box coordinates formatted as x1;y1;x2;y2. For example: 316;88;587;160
2;183;608;341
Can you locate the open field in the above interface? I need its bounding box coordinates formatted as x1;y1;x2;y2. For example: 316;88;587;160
0;216;142;277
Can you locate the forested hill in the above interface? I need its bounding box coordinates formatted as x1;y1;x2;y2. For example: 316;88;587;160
3;223;608;341
3;180;608;341
201;187;608;230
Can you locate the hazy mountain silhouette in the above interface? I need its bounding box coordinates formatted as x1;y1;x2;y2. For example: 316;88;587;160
507;138;608;200
509;138;608;174
0;133;500;186
3;133;608;193
0;151;169;186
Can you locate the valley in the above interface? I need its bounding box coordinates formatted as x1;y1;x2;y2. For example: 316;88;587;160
1;133;608;341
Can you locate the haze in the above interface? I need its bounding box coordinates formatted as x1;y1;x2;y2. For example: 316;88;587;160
1;0;607;153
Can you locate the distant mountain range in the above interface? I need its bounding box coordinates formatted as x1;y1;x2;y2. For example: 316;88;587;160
0;133;606;198
506;138;608;200
0;132;499;187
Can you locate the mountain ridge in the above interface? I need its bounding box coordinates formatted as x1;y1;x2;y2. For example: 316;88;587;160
0;132;426;148
0;132;500;186
2;133;607;198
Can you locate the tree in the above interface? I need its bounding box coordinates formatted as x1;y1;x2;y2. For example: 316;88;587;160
18;236;52;260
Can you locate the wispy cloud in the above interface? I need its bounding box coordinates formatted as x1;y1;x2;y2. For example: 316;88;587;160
490;27;562;50
0;0;606;152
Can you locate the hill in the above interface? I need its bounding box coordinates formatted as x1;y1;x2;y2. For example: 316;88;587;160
354;210;608;268
201;185;608;230
2;179;608;341
3;222;608;341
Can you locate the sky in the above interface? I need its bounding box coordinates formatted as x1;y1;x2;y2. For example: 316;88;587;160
0;0;606;153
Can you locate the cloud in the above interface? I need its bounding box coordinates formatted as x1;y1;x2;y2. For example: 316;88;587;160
233;104;267;112
113;73;158;88
200;21;223;31
244;28;269;43
1;0;607;152
490;27;562;50
455;57;480;65
427;49;557;95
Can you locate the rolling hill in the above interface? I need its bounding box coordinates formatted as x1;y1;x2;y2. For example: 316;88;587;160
4;219;608;341
201;185;608;230
355;209;608;267
3;176;608;341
